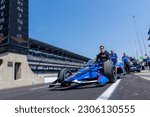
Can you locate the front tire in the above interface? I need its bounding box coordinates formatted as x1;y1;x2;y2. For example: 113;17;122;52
58;68;72;87
103;62;117;83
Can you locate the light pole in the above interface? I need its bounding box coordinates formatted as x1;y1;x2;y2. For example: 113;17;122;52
141;32;148;56
135;40;138;59
133;15;143;58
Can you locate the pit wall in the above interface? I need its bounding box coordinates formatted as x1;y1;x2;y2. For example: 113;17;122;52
0;52;44;89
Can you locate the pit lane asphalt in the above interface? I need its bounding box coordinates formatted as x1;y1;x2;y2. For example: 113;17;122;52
109;71;150;100
0;72;150;100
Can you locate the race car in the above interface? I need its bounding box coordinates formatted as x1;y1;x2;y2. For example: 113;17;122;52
130;61;142;72
49;60;125;88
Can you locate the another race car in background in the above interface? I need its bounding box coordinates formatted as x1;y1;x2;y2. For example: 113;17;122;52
130;60;142;72
49;60;125;88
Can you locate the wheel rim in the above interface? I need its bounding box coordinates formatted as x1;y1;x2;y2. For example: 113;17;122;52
64;72;71;79
61;72;71;87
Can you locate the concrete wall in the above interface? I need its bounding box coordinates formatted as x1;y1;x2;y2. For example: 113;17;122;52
37;73;58;83
0;52;44;89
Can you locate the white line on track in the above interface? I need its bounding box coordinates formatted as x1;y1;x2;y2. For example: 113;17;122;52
96;79;121;100
30;86;48;91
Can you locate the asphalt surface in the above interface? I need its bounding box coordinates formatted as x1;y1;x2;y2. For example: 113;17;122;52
109;73;150;100
0;71;150;100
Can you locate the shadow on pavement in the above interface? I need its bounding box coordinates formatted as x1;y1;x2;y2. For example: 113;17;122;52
48;83;107;91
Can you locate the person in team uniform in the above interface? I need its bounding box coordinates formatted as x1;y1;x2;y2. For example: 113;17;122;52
110;50;118;65
122;53;131;74
147;57;150;71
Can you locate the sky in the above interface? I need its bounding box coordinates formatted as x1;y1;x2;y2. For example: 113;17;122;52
29;0;150;60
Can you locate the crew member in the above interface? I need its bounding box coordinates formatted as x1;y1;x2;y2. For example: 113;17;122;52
122;53;131;74
96;45;110;62
147;57;150;71
110;50;118;65
144;54;149;67
130;57;137;65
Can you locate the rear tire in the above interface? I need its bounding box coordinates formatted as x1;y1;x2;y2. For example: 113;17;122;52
58;68;72;87
103;62;117;83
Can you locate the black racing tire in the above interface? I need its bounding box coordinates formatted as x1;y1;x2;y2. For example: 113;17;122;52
136;70;141;72
103;62;117;83
58;68;72;87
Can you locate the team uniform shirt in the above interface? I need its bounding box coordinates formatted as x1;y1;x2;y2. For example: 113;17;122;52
122;56;130;63
147;58;150;64
96;51;110;62
110;53;118;64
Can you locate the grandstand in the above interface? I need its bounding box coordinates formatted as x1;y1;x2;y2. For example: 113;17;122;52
28;38;90;73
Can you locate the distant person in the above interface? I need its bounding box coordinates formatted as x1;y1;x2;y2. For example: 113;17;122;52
122;53;130;74
130;57;133;62
144;54;149;67
130;57;137;65
110;50;118;65
147;57;150;71
96;45;110;62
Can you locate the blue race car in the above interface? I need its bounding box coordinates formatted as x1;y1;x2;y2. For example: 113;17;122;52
49;60;125;88
130;60;142;72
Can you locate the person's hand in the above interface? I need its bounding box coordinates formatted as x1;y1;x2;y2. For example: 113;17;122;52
106;60;110;62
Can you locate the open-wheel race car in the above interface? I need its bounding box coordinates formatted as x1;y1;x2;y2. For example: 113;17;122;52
130;61;142;72
49;60;125;88
128;57;142;72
